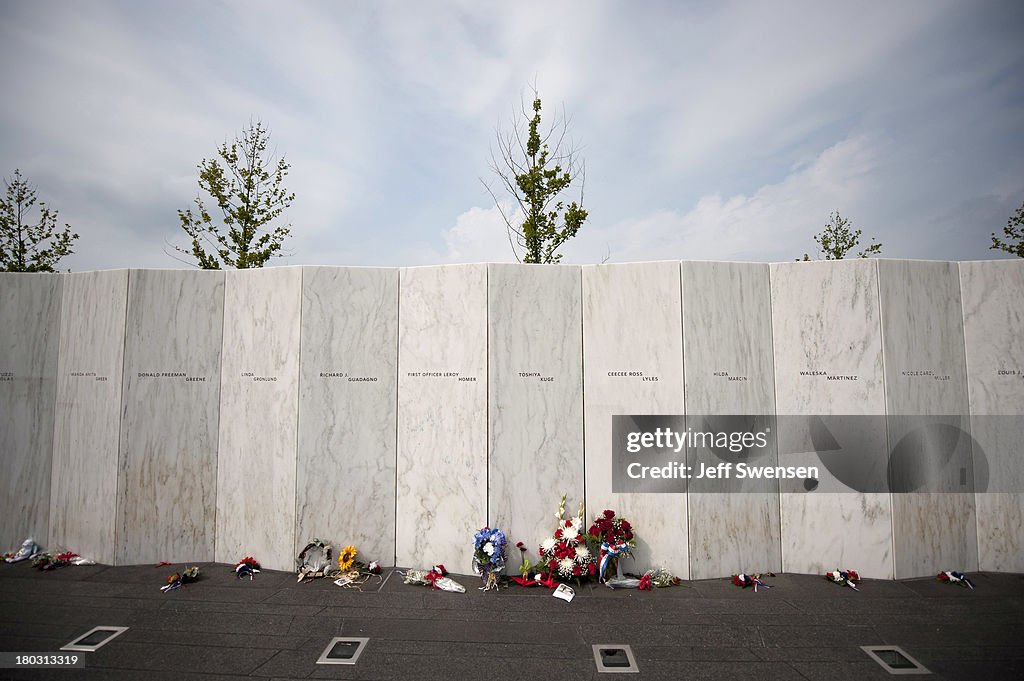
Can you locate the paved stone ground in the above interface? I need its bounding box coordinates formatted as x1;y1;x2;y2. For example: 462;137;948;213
1;561;1022;680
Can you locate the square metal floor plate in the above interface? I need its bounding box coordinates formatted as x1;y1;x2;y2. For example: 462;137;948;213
592;644;639;673
316;637;369;665
61;626;129;652
861;645;931;675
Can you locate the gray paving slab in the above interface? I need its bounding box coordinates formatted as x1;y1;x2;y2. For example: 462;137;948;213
0;562;1021;681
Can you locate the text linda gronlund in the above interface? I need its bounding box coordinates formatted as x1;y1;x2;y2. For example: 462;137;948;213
624;426;819;481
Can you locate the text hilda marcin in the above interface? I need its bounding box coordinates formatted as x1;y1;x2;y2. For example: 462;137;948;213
623;426;819;480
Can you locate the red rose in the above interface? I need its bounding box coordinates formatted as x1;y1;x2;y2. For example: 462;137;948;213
573;565;582;576
624;531;633;540
603;509;615;519
605;532;615;543
620;520;631;531
588;525;599;536
587;563;597;575
549;560;558;571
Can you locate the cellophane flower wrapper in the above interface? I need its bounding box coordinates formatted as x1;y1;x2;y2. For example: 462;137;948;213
825;569;860;591
402;565;466;593
937;571;975;589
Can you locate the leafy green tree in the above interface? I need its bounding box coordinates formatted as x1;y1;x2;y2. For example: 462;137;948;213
175;121;294;269
484;88;588;263
990;200;1024;258
799;211;882;261
0;169;78;272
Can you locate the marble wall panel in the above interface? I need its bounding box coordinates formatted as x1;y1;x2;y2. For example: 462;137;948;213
296;267;398;566
0;273;62;551
582;262;688;578
770;260;894;578
960;260;1024;572
878;259;976;578
488;264;583;571
216;267;302;572
681;262;780;579
396;265;487;571
116;270;224;565
50;270;129;564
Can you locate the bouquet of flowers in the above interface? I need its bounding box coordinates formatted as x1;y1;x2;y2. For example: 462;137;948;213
4;537;40;563
161;566;200;592
606;567;682;590
732;572;772;592
826;569;860;591
332;545;384;589
472;527;507;591
937;571;975;589
234;556;261;580
510;541;558;588
539;495;598;583
402;564;466;593
589;509;636;582
30;551;83;571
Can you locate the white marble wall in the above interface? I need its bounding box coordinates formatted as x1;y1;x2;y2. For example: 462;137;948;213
960;260;1024;572
771;260;894;578
396;265;487;571
296;267;398;567
878;260;976;578
49;270;129;564
216;268;302;572
682;262;780;578
488;264;583;571
582;262;688;578
116;270;224;565
0;273;62;551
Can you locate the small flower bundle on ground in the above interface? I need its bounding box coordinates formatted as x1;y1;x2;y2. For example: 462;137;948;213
296;539;333;582
589;509;636;582
937;571;975;589
472;526;507;591
401;564;466;593
732;572;773;592
30;551;83;571
510;541;558;588
332;546;384;589
539;495;597;583
4;537;40;563
826;569;860;591
160;566;200;592
234;557;260;580
606;567;683;590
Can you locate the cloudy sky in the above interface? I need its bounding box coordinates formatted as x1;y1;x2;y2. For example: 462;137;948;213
1;0;1022;271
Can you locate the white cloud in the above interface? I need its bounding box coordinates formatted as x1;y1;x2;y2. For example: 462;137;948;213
442;202;521;263
574;135;881;263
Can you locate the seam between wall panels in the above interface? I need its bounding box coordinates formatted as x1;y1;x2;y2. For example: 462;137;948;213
394;269;402;567
956;262;982;572
209;271;226;563
485;264;490;527
679;262;692;580
765;264;784;575
112;270;131;565
292;268;304;568
213;271;230;564
580;267;588;521
45;273;66;550
875;259;896;579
